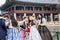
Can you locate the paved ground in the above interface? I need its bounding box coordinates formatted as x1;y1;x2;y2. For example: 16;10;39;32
46;25;60;40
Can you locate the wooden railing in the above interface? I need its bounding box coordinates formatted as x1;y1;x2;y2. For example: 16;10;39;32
14;10;60;13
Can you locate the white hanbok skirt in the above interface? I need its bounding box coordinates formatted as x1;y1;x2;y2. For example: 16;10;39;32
28;25;42;40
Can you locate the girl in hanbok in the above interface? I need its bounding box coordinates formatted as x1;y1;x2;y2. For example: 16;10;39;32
37;14;53;40
18;17;28;40
6;16;21;40
28;16;42;40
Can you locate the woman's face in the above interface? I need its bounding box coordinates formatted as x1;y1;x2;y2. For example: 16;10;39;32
38;15;42;19
4;17;9;20
25;17;28;23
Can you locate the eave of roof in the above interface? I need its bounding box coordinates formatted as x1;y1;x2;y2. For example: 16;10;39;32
15;0;59;4
1;0;59;10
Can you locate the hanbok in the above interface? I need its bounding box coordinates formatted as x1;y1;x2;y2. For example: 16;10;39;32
19;27;26;40
38;26;53;40
28;25;42;40
37;18;53;40
26;25;30;40
6;27;21;40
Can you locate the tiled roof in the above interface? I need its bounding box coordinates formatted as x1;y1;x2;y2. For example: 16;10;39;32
15;0;59;4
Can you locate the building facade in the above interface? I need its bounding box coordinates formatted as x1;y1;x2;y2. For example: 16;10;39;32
1;0;60;27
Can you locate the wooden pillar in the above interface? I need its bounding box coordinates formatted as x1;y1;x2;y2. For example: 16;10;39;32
33;13;35;17
50;7;52;11
24;5;26;11
14;5;16;12
42;6;44;17
14;5;16;20
59;13;60;22
42;6;44;11
50;13;53;22
33;6;34;11
14;13;17;20
42;13;44;17
24;13;26;17
10;7;12;11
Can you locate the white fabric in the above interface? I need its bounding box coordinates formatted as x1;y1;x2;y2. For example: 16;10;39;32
0;17;4;19
42;18;47;25
18;20;25;26
28;25;42;40
5;20;10;26
37;18;47;25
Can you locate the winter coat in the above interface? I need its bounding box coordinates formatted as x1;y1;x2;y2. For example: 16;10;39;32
0;19;7;39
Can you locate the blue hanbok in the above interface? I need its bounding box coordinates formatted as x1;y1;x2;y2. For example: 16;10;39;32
6;27;21;40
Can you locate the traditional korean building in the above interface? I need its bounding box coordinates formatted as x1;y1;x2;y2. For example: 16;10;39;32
1;0;60;27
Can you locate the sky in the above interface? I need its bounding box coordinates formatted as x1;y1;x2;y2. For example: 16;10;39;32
0;0;6;14
0;0;6;7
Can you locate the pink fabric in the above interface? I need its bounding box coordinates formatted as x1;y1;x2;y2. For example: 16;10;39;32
20;28;26;40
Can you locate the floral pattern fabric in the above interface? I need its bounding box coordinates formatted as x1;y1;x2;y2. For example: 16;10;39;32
6;28;21;40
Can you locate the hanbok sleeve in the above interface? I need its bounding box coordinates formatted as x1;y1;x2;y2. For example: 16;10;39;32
18;20;25;26
42;18;47;25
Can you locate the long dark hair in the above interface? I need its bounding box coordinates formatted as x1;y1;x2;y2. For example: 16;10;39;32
38;14;43;24
11;16;18;27
41;14;43;24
